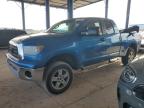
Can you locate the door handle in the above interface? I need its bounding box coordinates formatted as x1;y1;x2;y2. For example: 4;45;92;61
100;37;105;41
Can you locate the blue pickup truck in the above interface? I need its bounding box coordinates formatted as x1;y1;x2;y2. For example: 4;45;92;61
6;18;140;94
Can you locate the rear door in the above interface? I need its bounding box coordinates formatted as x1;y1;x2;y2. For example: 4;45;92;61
101;20;121;57
79;19;111;66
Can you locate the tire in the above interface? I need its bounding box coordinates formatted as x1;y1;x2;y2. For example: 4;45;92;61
44;61;73;94
121;48;136;65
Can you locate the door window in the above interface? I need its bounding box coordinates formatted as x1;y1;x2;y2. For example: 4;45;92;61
52;23;70;33
85;21;102;36
103;21;115;35
111;21;119;33
50;21;77;33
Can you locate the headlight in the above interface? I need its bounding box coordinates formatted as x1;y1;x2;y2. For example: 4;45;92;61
121;66;137;83
23;45;44;56
17;43;24;60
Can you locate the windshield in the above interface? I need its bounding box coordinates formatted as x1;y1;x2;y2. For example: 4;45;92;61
48;20;82;34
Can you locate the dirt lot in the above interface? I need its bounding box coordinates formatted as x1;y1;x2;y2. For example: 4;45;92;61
0;49;128;108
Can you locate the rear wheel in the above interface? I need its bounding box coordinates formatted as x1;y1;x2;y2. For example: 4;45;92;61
121;48;136;65
44;61;73;94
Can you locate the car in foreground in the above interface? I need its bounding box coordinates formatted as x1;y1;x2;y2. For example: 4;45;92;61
0;29;27;48
6;18;139;94
139;31;144;50
117;58;144;108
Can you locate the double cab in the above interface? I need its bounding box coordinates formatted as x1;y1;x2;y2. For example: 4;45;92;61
6;18;139;94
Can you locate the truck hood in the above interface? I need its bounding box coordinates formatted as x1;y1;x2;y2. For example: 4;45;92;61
10;32;77;47
11;32;64;44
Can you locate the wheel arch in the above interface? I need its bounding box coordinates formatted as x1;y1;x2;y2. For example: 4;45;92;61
129;42;137;53
124;42;137;56
43;53;81;81
46;54;80;69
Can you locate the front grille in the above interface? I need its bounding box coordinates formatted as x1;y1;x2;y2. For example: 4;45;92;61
8;44;19;59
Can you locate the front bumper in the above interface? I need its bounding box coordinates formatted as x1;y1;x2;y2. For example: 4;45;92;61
7;55;44;82
118;81;144;108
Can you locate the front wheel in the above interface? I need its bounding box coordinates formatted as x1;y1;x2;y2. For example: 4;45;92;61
121;48;136;65
44;61;73;94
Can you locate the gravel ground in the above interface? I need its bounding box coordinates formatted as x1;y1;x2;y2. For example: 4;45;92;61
0;49;131;108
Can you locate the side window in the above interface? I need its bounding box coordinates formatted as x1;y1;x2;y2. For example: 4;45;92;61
53;23;69;33
94;22;102;35
51;21;75;33
85;21;102;36
103;21;115;35
111;21;119;33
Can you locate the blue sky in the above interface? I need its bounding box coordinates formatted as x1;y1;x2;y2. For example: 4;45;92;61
0;0;144;30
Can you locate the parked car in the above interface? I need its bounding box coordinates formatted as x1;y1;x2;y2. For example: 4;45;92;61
117;58;144;108
138;31;144;50
129;24;144;51
0;29;27;48
6;18;139;94
120;25;141;52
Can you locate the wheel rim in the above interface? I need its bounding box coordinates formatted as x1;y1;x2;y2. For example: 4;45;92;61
51;68;70;90
128;50;135;62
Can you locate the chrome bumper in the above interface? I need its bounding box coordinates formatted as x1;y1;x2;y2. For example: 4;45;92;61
7;59;44;82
